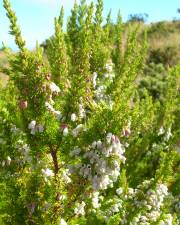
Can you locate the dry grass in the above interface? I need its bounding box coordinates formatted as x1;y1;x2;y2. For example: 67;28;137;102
0;73;8;87
0;50;9;87
147;21;180;50
149;32;180;50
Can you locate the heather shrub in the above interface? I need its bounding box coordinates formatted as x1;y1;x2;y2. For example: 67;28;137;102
148;46;180;67
0;0;179;224
138;63;168;102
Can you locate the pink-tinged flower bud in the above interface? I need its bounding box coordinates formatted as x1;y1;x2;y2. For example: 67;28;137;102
60;123;69;136
111;135;116;142
115;136;120;143
123;127;131;137
60;123;68;130
19;100;28;109
46;73;51;81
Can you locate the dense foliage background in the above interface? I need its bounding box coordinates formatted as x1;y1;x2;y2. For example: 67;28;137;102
0;0;179;224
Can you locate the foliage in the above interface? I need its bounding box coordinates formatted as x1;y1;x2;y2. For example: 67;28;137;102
0;0;180;225
147;21;175;38
148;46;180;67
128;13;149;23
139;63;168;102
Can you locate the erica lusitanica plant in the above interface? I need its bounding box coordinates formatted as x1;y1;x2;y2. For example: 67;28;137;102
0;0;179;224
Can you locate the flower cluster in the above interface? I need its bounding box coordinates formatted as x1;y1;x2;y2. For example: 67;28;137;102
49;82;61;94
159;214;173;225
72;124;84;137
69;146;81;157
128;180;171;225
62;169;71;184
42;168;54;181
44;81;62;120
45;102;62;120
91;191;101;209
15;139;31;163
93;61;115;104
28;120;44;135
74;201;86;216
79;103;86;119
158;126;172;141
103;198;123;221
0;123;32;167
71;133;125;191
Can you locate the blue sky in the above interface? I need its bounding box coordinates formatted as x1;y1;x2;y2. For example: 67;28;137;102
0;0;179;50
